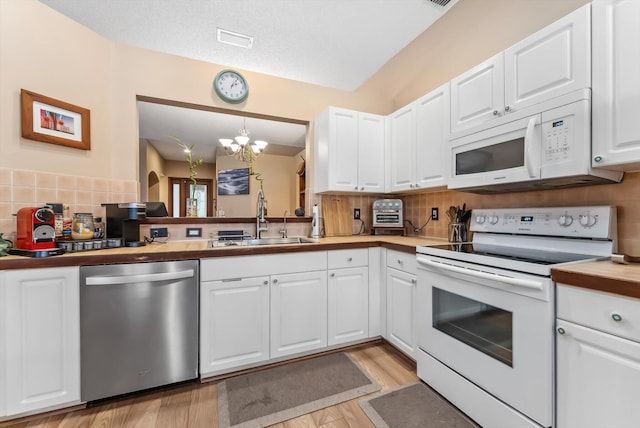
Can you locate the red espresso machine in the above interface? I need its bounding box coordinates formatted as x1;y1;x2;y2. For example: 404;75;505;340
12;206;63;256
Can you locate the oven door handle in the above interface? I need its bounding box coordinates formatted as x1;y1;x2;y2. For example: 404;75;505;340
417;257;544;291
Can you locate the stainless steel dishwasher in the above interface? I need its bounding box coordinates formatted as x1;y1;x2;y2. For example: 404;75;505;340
80;260;198;402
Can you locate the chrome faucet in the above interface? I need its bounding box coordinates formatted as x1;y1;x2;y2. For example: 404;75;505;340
281;210;289;238
256;188;268;239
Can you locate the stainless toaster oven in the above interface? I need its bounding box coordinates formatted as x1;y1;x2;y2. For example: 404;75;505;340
372;199;403;228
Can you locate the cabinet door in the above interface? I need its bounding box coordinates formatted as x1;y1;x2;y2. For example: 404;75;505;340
357;112;386;192
389;103;417;192
416;82;450;189
504;4;590;114
271;271;327;358
386;267;416;357
450;53;505;134
200;277;270;376
328;267;369;346
328;108;359;192
556;319;640;428
4;267;80;416
592;0;640;170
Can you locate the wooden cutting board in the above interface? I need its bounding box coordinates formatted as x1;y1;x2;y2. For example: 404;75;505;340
322;196;352;236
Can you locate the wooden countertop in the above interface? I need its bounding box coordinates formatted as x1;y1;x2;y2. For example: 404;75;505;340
0;235;444;270
552;260;640;299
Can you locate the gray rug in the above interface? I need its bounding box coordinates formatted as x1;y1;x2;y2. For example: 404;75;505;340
359;382;479;428
217;352;380;428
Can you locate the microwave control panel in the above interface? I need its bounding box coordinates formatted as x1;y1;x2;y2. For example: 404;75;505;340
542;115;573;162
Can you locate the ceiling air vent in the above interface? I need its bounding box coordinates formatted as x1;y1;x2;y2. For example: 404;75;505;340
428;0;452;6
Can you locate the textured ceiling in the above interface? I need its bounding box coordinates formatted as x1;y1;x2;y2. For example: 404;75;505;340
38;0;458;91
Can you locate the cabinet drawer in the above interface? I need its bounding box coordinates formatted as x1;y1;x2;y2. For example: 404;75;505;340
557;284;640;343
386;249;417;274
201;251;327;281
328;249;368;269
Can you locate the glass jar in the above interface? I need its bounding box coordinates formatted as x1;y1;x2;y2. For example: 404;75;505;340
71;213;95;240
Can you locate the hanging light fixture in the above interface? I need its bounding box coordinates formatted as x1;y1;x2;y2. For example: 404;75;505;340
219;118;268;162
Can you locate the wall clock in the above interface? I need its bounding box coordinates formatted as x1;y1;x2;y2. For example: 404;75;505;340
213;69;249;104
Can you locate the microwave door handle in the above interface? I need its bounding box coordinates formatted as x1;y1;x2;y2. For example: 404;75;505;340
524;116;539;178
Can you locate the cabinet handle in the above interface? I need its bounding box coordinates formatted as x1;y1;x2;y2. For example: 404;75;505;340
354;186;359;190
397;259;403;264
409;184;415;188
415;183;420;188
347;257;353;262
411;278;417;285
557;327;566;335
594;156;603;163
493;110;499;116
263;280;269;285
273;278;278;284
504;105;511;112
611;313;623;322
360;186;364;191
330;273;335;277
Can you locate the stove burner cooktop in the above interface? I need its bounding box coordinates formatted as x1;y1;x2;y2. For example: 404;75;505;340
427;243;598;266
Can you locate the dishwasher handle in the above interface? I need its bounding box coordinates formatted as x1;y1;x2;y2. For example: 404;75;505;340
417;256;543;291
85;269;195;286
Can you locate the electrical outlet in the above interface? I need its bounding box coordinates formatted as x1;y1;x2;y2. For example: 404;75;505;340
150;227;168;238
354;208;361;220
431;207;439;220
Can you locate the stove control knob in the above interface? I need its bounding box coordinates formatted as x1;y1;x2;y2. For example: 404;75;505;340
558;214;573;227
580;213;597;228
488;215;499;225
475;215;486;224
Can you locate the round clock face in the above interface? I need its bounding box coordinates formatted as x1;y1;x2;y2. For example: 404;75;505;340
214;70;249;104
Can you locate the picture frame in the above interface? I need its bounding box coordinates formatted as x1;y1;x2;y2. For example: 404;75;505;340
218;168;250;195
21;89;91;150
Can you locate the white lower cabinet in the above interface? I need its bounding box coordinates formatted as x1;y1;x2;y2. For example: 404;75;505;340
556;284;640;428
328;262;369;346
2;267;80;417
200;252;328;376
271;270;328;358
200;276;270;376
385;250;417;358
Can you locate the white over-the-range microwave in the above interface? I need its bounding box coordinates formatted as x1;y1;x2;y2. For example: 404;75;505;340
447;89;623;193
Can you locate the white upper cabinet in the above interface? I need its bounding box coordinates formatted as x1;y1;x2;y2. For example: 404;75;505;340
451;4;590;136
451;53;505;134
416;83;451;189
389;103;417;191
314;107;385;193
504;4;590;113
592;0;640;171
390;82;450;192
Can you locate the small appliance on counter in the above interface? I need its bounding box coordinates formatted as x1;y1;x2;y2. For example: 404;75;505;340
10;206;65;257
310;204;321;238
102;203;147;247
372;199;405;236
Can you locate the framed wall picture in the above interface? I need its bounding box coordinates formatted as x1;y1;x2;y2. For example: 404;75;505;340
218;168;250;195
21;89;91;150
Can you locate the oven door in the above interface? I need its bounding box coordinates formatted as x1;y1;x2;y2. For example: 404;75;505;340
448;114;541;190
416;255;553;427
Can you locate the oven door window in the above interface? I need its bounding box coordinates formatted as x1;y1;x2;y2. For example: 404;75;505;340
432;287;513;366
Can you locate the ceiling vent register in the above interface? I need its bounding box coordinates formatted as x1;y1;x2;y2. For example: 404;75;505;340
428;0;451;6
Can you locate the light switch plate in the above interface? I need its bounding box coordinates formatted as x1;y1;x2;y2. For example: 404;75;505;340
186;227;202;238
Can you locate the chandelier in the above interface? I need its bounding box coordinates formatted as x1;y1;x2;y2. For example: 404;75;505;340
219;119;268;163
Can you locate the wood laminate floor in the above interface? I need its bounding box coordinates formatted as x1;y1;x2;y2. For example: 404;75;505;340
2;343;419;428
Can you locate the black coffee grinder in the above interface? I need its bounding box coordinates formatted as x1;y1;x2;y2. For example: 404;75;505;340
102;203;147;247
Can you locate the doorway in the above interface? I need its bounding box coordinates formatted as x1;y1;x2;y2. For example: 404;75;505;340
169;177;214;217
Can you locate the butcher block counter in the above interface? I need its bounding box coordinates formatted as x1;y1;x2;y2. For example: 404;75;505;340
552;260;640;300
0;235;443;270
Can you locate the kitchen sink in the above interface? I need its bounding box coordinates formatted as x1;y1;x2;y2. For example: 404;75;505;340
209;237;318;248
